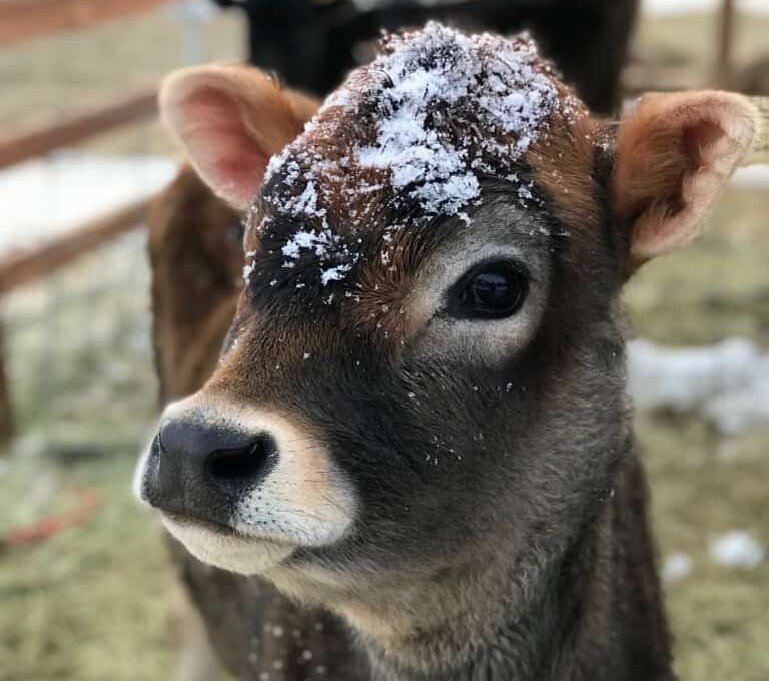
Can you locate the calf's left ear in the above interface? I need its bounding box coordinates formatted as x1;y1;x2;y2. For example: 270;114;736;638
612;92;768;264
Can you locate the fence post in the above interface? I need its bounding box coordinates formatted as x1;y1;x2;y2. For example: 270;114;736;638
0;321;12;449
715;0;736;87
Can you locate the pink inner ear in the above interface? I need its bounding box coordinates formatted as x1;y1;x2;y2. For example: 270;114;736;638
178;86;269;208
681;120;726;172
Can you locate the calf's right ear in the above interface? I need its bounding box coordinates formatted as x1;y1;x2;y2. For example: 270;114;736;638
159;64;319;210
611;92;768;266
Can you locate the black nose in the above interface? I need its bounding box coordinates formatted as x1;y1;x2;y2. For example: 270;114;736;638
141;417;277;526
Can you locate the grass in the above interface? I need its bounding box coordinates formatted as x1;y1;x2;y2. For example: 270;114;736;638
0;455;172;681
639;413;769;681
0;6;768;681
626;189;769;346
0;233;172;681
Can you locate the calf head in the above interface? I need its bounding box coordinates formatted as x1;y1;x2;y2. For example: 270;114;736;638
135;23;767;644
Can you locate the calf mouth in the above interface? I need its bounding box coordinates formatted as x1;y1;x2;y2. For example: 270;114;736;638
160;510;239;538
159;507;297;576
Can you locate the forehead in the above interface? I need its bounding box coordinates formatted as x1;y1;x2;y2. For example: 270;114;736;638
246;23;598;292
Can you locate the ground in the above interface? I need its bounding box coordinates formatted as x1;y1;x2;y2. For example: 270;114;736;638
0;6;768;681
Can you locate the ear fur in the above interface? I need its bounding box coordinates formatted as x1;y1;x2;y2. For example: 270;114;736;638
159;64;318;209
612;91;763;263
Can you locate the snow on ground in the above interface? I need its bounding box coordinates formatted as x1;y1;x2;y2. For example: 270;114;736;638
663;533;767;581
663;552;694;581
710;531;766;568
628;338;769;436
0;152;176;252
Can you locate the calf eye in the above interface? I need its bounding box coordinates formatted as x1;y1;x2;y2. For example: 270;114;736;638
450;261;528;319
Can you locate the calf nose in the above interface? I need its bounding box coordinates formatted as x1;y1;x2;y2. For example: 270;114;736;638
142;417;277;526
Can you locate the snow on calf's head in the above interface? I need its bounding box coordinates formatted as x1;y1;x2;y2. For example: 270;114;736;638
246;22;588;289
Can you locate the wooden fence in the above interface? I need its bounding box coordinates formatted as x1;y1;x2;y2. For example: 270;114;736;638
0;0;169;47
0;0;176;446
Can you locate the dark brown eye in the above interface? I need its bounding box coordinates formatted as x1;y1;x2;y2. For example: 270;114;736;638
451;261;528;319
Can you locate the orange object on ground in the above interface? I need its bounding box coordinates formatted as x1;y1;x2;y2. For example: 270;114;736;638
3;487;100;545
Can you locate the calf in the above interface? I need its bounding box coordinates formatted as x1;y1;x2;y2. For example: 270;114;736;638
137;24;768;681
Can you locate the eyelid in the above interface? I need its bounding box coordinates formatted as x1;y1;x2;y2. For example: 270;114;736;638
461;257;531;281
447;258;531;295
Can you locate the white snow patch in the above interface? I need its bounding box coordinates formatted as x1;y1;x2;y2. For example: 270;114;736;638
354;23;564;216
320;264;351;285
243;250;257;284
710;531;765;568
627;337;769;435
281;229;334;261
663;552;693;581
0;152;176;253
278;229;358;284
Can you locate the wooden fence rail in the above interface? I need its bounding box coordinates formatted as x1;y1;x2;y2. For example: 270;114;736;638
0;0;171;47
0;87;158;170
0;197;152;296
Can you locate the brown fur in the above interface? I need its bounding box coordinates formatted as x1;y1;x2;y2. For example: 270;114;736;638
148;166;242;403
529;100;604;244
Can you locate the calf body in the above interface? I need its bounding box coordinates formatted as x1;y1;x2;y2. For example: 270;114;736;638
139;24;768;681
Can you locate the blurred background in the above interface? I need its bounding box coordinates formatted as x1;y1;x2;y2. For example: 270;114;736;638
0;1;767;679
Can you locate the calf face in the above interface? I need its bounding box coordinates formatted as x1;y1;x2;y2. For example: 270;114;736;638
135;23;766;628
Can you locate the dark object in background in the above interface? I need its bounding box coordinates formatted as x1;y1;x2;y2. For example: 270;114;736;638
213;0;345;97
211;0;638;114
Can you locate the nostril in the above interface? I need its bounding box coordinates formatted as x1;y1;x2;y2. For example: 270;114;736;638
205;433;277;489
